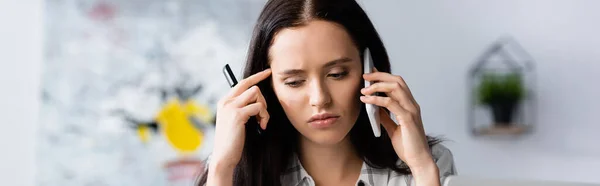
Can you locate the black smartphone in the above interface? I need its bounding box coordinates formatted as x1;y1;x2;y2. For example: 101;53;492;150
222;64;263;135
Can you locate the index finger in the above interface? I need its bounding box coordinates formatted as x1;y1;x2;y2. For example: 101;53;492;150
363;71;417;104
228;68;272;97
363;72;410;92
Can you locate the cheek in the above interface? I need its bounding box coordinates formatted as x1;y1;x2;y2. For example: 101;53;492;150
334;74;363;109
273;84;306;118
345;79;363;124
280;92;304;108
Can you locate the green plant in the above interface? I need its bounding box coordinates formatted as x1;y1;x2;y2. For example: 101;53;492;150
477;72;526;124
478;72;525;106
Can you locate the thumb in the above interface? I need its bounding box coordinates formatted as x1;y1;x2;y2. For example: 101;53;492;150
378;107;398;137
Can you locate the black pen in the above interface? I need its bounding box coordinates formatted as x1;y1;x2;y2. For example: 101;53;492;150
223;64;238;88
222;64;263;135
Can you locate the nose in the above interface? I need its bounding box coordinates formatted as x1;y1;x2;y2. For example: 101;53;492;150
308;79;332;108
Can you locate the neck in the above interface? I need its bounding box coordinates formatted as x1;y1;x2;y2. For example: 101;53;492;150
298;135;363;185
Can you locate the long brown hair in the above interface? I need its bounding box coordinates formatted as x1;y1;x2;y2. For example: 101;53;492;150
197;0;441;185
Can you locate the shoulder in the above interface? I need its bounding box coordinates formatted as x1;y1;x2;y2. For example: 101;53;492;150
387;144;458;185
431;144;454;163
392;144;456;173
430;143;457;177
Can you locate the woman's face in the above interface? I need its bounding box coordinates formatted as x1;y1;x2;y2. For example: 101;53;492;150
269;20;363;146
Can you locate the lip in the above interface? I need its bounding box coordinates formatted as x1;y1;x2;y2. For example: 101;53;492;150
308;113;340;129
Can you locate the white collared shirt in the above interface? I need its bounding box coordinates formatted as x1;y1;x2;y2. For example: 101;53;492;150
280;144;457;186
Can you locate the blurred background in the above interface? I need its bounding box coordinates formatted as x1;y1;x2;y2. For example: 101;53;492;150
1;0;599;185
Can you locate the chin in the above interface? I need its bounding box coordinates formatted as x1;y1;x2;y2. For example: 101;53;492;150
302;130;351;146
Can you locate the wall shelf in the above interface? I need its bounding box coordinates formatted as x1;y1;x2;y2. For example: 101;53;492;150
467;36;537;137
473;125;532;136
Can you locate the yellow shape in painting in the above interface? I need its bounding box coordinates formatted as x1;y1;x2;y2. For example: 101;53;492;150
156;99;204;153
183;99;213;124
137;125;151;143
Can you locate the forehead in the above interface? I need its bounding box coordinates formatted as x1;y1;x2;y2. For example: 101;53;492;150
268;20;359;70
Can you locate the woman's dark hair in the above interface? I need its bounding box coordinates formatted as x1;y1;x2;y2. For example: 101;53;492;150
197;0;441;185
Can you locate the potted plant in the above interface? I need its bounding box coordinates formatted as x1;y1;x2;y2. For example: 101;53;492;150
477;72;525;126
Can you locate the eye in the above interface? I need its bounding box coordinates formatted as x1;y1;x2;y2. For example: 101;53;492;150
328;71;349;79
284;80;305;87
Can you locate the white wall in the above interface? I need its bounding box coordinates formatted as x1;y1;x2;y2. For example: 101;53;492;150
0;0;43;186
361;0;600;184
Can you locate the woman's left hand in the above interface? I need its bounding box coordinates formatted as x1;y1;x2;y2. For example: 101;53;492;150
359;69;436;172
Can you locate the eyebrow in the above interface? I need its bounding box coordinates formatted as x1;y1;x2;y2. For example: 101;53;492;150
279;57;353;76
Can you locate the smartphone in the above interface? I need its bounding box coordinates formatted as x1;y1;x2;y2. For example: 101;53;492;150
223;64;263;135
363;48;381;137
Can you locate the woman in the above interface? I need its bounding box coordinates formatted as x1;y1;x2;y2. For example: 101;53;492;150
198;0;457;185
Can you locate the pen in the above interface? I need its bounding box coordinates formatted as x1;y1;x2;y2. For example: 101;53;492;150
223;64;238;87
222;64;263;135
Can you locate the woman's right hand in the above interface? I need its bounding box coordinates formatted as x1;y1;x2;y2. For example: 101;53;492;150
210;68;272;170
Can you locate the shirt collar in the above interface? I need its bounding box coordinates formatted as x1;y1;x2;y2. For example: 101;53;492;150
280;153;388;186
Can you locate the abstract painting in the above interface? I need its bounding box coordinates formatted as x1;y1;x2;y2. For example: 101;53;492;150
40;0;263;185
